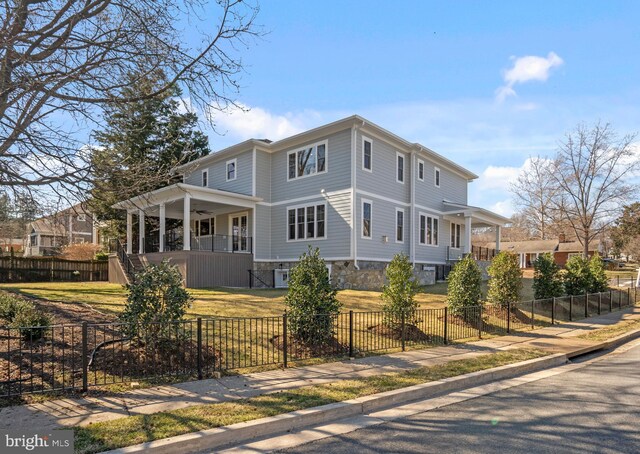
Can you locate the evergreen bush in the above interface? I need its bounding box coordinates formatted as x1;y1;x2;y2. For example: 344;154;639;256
10;306;53;341
588;254;609;293
447;255;482;316
120;261;193;343
284;246;341;345
382;253;419;326
563;255;592;295
532;253;564;299
486;251;523;305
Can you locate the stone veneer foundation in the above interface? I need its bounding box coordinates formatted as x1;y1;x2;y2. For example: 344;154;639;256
253;260;437;290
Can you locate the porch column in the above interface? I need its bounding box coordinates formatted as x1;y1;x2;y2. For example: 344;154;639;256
126;211;133;254
183;193;191;251
464;215;472;255
159;203;166;253
138;209;145;254
495;225;501;252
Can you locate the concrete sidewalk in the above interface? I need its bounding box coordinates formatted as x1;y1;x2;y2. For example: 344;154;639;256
1;306;638;431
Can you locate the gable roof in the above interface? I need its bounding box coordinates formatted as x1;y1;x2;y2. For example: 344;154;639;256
174;115;479;181
557;240;600;253
488;240;558;253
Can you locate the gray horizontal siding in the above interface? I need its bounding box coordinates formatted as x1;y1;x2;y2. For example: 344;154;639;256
356;131;410;203
255;204;271;260
413;210;449;264
255;150;271;201
356;194;409;260
270;129;352;202
267;191;351;260
184;149;254;196
415;158;468;209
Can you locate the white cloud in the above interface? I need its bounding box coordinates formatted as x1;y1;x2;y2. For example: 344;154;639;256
489;199;515;217
496;52;563;102
214;104;324;141
477;164;523;191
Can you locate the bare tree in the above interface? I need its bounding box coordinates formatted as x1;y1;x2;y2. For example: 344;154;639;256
552;122;638;257
510;157;560;240
0;0;260;195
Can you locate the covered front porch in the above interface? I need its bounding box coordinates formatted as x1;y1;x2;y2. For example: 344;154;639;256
113;183;261;256
441;201;509;262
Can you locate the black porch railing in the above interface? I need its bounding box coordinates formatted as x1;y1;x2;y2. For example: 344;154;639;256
129;233;253;254
2;288;637;398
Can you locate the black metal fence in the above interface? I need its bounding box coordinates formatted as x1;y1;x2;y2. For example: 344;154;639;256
1;288;637;399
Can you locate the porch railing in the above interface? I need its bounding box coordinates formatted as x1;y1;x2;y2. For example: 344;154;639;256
191;234;253;253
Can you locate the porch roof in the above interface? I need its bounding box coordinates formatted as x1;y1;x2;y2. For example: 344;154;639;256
441;201;510;227
112;183;262;214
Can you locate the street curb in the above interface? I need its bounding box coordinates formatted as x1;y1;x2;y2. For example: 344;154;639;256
103;353;568;454
602;327;640;350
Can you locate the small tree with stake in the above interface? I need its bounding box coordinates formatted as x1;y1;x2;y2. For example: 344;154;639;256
487;251;523;306
382;253;419;326
532;253;564;299
285;247;341;346
447;255;482;317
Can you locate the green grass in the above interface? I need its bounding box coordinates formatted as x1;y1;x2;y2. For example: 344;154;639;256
0;279;535;318
577;317;640;342
74;348;546;454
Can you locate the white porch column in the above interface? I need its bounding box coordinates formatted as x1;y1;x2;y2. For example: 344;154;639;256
464;215;472;255
138;209;145;254
183;194;191;251
495;225;501;252
126;211;133;254
159;203;166;253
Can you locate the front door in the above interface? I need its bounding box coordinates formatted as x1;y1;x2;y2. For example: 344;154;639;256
229;213;249;252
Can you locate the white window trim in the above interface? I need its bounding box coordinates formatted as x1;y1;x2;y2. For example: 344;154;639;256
285;202;328;242
286;140;329;182
396;152;405;184
361;198;373;239
195;216;216;237
226;158;237;181
395;207;404;244
202;169;208;187
450;222;461;249
417;159;424;181
419;212;439;247
362;136;373;172
434;166;441;188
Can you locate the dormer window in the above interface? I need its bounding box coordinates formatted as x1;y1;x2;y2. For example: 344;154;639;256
287;141;327;180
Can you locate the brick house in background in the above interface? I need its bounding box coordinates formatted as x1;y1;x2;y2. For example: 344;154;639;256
23;203;99;257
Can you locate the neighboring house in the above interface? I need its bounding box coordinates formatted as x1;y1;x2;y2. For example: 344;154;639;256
24;204;99;257
0;238;23;254
487;236;602;268
112;115;508;289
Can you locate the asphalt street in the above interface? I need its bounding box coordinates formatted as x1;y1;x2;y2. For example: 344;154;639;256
280;341;640;454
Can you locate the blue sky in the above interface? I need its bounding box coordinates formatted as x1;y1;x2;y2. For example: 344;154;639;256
203;1;640;216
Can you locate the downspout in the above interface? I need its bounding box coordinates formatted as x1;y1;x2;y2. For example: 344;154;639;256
410;150;416;267
351;124;359;269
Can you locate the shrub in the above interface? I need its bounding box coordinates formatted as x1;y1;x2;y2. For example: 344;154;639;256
588;254;609;293
532;253;564;299
94;251;109;261
486;251;523;305
382;253;419;326
0;293;32;322
10;306;53;341
285;246;341;345
120;261;193;343
447;255;482;316
564;255;592;295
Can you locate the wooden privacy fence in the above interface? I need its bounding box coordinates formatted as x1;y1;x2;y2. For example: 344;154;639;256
0;256;108;283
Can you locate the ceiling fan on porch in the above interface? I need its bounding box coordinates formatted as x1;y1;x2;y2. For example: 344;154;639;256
193;209;215;215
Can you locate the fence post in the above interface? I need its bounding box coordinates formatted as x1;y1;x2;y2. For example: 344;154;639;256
627;287;631;307
531;300;535;329
197;318;203;380
585;292;589;319
81;322;88;393
478;305;483;339
551;298;556;325
349;310;354;358
609;290;613;312
507;302;511;333
282;312;288;368
401;311;406;352
598;292;602;315
569;295;573;322
617;275;620;287
443;307;448;344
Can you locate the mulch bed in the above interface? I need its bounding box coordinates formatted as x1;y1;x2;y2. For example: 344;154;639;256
271;334;348;358
367;323;433;343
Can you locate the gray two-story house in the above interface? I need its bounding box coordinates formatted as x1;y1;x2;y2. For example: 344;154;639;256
111;115;507;289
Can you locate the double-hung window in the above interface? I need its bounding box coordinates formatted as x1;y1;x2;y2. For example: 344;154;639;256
450;223;461;248
419;214;439;246
226;159;237;181
418;159;424;181
288;141;327;180
396;208;404;243
363;137;372;171
396;152;405;183
434;167;440;187
202;169;208;187
195;218;215;236
362;200;372;238
287;203;326;241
